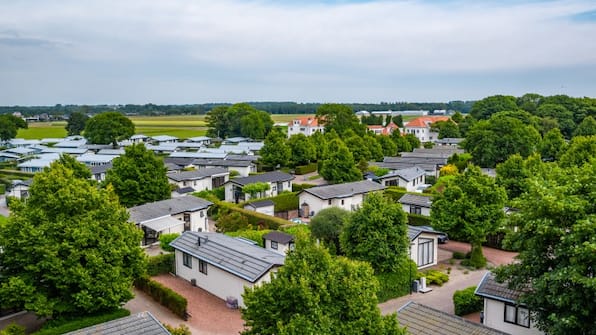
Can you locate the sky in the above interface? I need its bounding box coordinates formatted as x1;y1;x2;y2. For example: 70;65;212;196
1;0;595;106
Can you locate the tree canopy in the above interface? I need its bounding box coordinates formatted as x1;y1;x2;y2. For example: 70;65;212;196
470;95;519;120
260;128;291;168
241;239;405;335
103;143;170;207
310;207;350;255
319;139;362;184
205;103;273;139
0;158;145;317
65;111;89;136
315;103;366;137
287;133;316;166
495;160;596;334
0;114;28;141
340;193;409;273
84;112;135;146
558;135;596;168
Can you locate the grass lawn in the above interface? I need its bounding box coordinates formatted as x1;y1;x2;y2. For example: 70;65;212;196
17;123;67;139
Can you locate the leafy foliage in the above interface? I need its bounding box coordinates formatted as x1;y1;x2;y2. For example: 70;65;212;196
103;143;170;207
65;111;89;136
159;233;180;252
375;260;418;302
242;182;271;198
558;135;596;168
470;95;519;120
241;239;406;335
205;103;273;139
287;133;316;166
260;128;291;168
310;207;350;255
0;114;27;141
0;324;25;335
33;309;131;335
573;115;596;137
315;103;366;137
134;277;187;318
0;160;145;317
453;286;483;316
83;112;135;146
147;253;175;276
539;128;567;162
419;269;449;286
319;139;361;184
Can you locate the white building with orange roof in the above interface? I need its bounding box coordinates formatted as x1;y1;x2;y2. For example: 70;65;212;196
287;116;325;138
367;122;399;136
403;116;451;143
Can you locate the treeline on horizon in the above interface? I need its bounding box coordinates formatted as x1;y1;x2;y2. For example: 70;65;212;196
0;100;474;117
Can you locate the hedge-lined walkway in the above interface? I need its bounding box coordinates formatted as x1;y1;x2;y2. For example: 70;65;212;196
127;274;244;335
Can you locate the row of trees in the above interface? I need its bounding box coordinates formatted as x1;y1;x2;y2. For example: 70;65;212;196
205;103;274;140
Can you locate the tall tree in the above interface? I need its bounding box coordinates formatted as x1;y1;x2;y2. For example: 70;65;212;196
84;112;135;146
103;143;170;207
260;128;291;168
390;132;412;153
319;139;361;184
431;120;461;139
558;135;596;168
496;154;529;200
535;103;575;139
0;159;145;317
309;131;327;162
65;111;89;136
363;134;384;162
240;110;274;139
431;166;507;268
573;115;596;137
242;239;405;335
316;103;365;137
470;95;519;120
0;114;27;141
287;133;316;166
310;207;350;255
538;128;567;162
340;193;409;273
344;135;371;167
495;161;596;335
206;104;273;139
404;133;421;150
377;135;397;157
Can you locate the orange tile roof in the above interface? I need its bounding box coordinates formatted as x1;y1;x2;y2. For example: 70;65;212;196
405;116;450;128
294;117;321;127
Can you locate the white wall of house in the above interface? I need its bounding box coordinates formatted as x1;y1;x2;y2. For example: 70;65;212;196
382;174;425;192
401;204;431;217
225;181;292;203
171;210;209;232
264;239;291;255
228;166;252;177
8;185;29;199
244;204;275;216
409;233;439;269
298;193;364;217
483;299;543;335
175;250;277;308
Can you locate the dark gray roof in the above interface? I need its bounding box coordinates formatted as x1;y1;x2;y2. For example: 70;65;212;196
475;272;524;304
167;168;228;182
399;193;432;208
64;311;170;335
301;180;385;200
192;158;254;168
229;171;294;186
174;187;195;194
90;163;112;175
128;196;213;223
379;166;425;182
383;156;448;165
170;232;285;283
397;302;509;335
226;154;261;162
263;231;294;244
407;225;444;241
163;157;195;167
245;199;275;208
435;138;464;145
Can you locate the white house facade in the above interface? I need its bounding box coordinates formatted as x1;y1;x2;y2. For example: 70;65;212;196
287;117;324;138
262;231;295;255
376;166;426;192
399;193;432;216
403;116;450;143
407;225;441;269
224;171;294;203
167;167;229;193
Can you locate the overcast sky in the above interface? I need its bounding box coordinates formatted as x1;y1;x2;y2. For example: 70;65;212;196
1;0;595;105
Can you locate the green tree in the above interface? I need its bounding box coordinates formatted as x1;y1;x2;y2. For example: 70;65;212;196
310;207;350;255
495;161;596;334
470;95;519;120
65;111;89;136
496;154;529;200
287;133;316;166
340;193;409;273
390;132;412;153
451;111;464;123
319;139;361;184
260;128;291;168
242;182;270;199
457;114;477;137
205;105;231;138
364;134;384;162
241;239;405;335
316;103;365;137
535;103;575;139
344;135;371;167
392;114;404;127
404;133;421;150
447;152;472;172
431;166;507;268
56;154;92;179
573;115;596;137
377;135;397;157
84;112;135;146
309;131;327;161
0;159;145;317
539;128;567;161
558;135;596;168
103;143;170;207
240;110;274;139
516;93;543;113
0;114;27;141
431;120;461;139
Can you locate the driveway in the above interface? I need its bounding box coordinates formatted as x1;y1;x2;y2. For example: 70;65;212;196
126;274;244;335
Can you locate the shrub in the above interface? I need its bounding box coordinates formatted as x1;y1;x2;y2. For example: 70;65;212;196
33;309;130;335
294;163;317;175
228;206;289;230
244;192;299;212
407;213;432;226
376;259;418;302
453;286;483;316
452;251;466;259
147;253;175;276
164;324;192;335
216;211;251;232
229;170;240;178
134;276;187;318
159;233;179;252
419;269;449;286
383;187;407;202
292;183;315;192
0;323;25;335
465;247;487;269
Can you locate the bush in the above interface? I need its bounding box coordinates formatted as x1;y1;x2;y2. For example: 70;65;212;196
147;253;175;276
376;259;418;303
407;213;432;226
453;286;483;316
33;309;130;335
292;183;315;192
0;184;5;194
159;233;179;252
383;187;407;202
464;246;486;269
244;192;299;212
164;324;192;335
0;323;25;335
452;251;466;259
294;163;317;175
228;206;289;230
419;269;449;286
134;277;187;318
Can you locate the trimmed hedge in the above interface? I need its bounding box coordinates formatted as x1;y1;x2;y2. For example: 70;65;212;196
407;213;432;226
294;163;317;175
292;183;316;192
0;170;35;178
243;192;299;212
33;309;130;335
376;259;418;303
147;253;175;276
229;206;289;230
383;187;407;202
453;286;483;316
134;276;187;318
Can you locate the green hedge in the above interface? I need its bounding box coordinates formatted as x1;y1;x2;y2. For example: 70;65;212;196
453;286;483;316
383;187;407;202
407;213;432;226
134;276;187;318
159;233;179;252
243;192;299;212
0;170;35;178
376;259;418;303
292;183;316;192
33;309;130;335
294;163;317;175
229;206;289;230
147;253;175;276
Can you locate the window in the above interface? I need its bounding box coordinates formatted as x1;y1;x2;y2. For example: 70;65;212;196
341;199;345;205
410;206;422;215
199;260;208;275
271;241;278;250
328;199;332;205
417;238;434;266
183;252;192;268
504;304;530;328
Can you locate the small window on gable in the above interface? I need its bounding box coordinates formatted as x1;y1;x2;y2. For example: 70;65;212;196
271;241;278;250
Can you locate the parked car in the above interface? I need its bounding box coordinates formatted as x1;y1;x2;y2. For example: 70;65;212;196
419;225;449;244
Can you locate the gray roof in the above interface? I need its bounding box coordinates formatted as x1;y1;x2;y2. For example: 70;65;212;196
170;231;285;283
379;166;425;182
397;301;508;335
372;162;440;174
475;272;524;304
167;168;228;182
435;138;464;145
174;186;195;194
383;156;448;165
128;196;213;224
245;199;275;208
90;163;113;174
226;154;261;162
64;311;170;335
164;157;195;167
301;180;385;200
263;231;294;244
407;225;443;241
229;171;294;186
399;193;432;208
192;158;254;167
